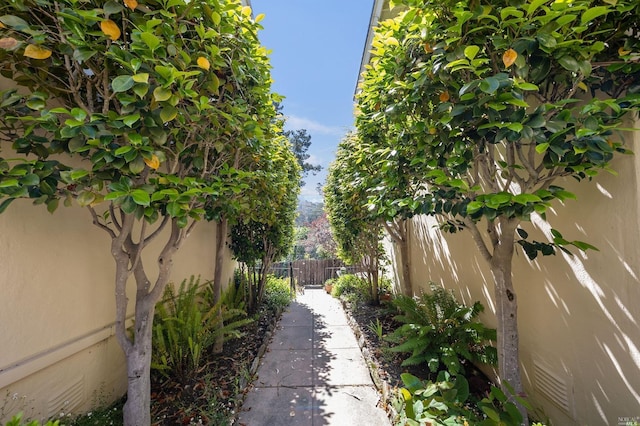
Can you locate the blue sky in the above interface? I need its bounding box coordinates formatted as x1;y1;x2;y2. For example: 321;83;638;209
250;0;373;202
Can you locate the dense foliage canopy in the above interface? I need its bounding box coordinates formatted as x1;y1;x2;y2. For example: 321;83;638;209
0;0;298;423
355;0;640;421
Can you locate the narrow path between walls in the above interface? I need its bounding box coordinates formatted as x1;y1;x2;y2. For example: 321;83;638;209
237;288;390;426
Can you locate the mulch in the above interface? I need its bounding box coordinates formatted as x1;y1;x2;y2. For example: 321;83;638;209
149;306;280;426
342;298;494;407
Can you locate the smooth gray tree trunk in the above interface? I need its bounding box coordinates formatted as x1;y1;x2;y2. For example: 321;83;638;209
489;217;529;426
122;333;153;426
107;214;181;426
397;235;412;296
212;218;228;354
384;219;413;296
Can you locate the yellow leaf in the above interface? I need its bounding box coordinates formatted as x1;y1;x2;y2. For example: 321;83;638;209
618;46;632;56
400;388;412;401
123;0;138;10
144;154;160;170
255;13;265;23
503;48;517;68
439;91;450;102
429;127;437;135
0;37;19;50
0;22;5;29
100;20;121;41
577;81;588;91
423;42;433;53
23;44;52;59
197;56;210;71
241;6;252;17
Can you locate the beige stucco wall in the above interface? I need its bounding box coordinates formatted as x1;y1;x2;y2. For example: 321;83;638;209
385;128;640;425
0;195;234;422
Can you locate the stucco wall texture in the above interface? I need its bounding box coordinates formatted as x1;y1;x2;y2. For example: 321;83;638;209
0;197;232;422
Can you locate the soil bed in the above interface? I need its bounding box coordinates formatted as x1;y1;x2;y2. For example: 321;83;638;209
149;306;280;426
342;299;493;403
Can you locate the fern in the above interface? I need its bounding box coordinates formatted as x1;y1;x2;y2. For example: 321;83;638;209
151;276;253;379
387;282;497;375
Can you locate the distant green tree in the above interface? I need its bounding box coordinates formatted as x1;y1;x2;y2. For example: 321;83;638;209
229;136;300;313
285;129;321;186
295;199;324;226
325;133;384;304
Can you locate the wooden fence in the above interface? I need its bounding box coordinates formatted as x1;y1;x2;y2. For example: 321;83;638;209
270;258;362;286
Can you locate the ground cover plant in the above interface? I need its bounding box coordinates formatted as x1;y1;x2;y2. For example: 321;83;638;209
392;372;539;426
387;283;497;375
342;292;549;426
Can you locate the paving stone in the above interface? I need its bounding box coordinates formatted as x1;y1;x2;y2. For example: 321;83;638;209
313;348;374;387
269;325;313;350
279;302;314;324
313;386;389;426
237;387;313;426
254;349;313;387
239;289;390;425
315;325;359;349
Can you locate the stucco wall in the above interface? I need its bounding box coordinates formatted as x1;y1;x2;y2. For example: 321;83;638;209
0;196;234;422
385;128;640;425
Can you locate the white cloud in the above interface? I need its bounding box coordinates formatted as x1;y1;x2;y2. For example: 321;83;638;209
306;154;323;166
299;185;323;202
285;115;344;136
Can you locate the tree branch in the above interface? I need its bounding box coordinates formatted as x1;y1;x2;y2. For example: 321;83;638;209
109;203;122;232
463;217;493;263
516;142;538;185
87;206;116;238
143;215;170;245
148;218;181;302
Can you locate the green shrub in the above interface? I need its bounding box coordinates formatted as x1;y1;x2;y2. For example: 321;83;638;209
206;277;246;312
378;276;393;294
393;372;474;426
330;274;370;303
262;275;293;314
4;413;59;426
151;276;253;379
387;283;497;375
393;373;539;426
475;382;533;426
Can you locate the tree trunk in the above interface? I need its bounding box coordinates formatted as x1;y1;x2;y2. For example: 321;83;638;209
397;234;412;296
490;217;529;425
256;239;276;308
212;218;228;354
384;219;412;296
371;258;380;305
245;262;255;314
108;214;180;426
122;328;153;426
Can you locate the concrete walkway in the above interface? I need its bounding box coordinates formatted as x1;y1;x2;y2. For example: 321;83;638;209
237;288;390;426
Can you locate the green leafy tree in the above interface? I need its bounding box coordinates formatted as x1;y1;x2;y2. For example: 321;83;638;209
347;129;422;295
325;133;385;304
285;128;321;186
357;0;640;422
0;0;279;424
295;199;324;226
229;134;300;313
